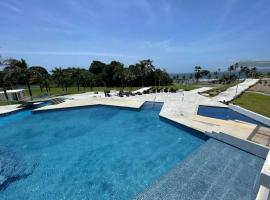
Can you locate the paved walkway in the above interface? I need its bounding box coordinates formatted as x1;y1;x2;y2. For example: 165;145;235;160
213;79;259;102
0;104;22;115
132;87;151;94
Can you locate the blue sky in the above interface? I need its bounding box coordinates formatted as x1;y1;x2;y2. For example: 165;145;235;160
0;0;269;73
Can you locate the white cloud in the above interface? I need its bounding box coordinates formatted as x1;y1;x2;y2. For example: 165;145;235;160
0;1;21;13
0;50;140;58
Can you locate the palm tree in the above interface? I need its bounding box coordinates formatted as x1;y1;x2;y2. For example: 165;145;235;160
113;63;124;87
30;66;50;93
201;70;210;79
81;70;95;90
4;59;34;99
213;71;218;79
138;59;155;87
51;67;65;91
72;68;83;91
250;67;257;78
228;65;234;77
0;71;9;101
194;66;202;83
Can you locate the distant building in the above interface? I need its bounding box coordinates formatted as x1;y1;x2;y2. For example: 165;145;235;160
0;89;25;101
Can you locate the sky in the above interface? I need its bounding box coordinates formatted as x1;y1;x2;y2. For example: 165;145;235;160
0;0;270;73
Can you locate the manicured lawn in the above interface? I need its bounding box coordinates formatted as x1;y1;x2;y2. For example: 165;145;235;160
233;92;270;118
24;86;141;97
170;83;201;91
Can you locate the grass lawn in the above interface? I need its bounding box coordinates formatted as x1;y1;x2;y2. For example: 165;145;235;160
233;92;270;118
24;86;141;97
170;83;201;91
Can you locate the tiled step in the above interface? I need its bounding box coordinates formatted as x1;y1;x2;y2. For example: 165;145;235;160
135;139;264;200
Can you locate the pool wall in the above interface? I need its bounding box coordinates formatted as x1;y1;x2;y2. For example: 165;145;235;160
32;103;142;114
159;116;209;141
196;105;269;159
229;104;270;127
197;105;269;127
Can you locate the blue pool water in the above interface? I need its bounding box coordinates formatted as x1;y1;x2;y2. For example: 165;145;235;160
0;103;207;200
197;105;268;127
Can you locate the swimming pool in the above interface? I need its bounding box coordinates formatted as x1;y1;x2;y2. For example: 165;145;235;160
0;102;207;200
197;105;268;127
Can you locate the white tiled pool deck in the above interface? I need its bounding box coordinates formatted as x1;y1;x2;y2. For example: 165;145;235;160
0;104;22;115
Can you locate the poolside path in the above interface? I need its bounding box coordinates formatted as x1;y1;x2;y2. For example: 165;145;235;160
212;79;259;102
33;94;145;112
0;104;22;116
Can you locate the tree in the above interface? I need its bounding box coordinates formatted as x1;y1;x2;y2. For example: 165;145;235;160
137;59;155;87
0;71;9;101
89;61;106;75
71;68;83;91
51;67;65;91
30;66;50;92
0;57;9;101
4;59;34;98
201;70;210;78
240;66;250;79
112;62;124;87
213;71;218;79
81;70;95;90
228;65;235;77
194;66;202;83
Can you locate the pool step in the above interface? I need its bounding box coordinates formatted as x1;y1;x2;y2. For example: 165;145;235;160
49;98;65;105
134;139;264;200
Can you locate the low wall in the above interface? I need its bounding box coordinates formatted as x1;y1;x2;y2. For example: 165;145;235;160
229;104;270;127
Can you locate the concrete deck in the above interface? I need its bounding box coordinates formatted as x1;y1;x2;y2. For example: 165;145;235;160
213;79;259;102
0;104;22;116
33;96;145;112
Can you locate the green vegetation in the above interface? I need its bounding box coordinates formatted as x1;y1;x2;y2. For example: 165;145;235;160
233;92;270;118
0;101;18;106
0;58;172;101
23;86;141;97
170;83;201;91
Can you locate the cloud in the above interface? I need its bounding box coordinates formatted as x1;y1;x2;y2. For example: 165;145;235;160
0;50;140;58
0;1;21;13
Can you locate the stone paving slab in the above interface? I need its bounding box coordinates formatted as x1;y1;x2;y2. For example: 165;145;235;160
33;97;145;112
213;79;259;102
0;104;22;116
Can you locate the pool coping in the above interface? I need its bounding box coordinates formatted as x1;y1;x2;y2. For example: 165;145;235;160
32;98;145;113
